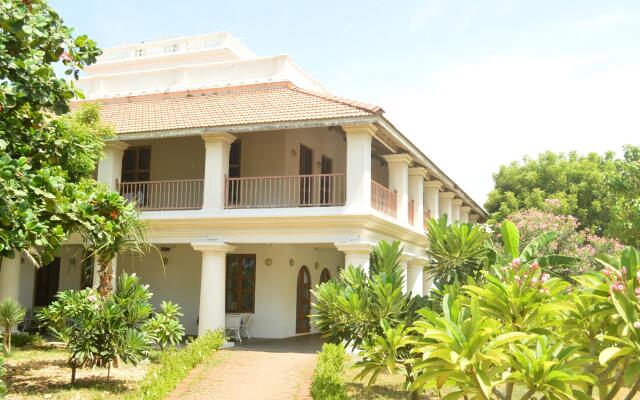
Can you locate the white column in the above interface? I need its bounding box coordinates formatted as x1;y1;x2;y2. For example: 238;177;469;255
424;266;435;294
383;154;413;225
460;206;471;223
408;167;428;232
469;214;480;223
343;124;376;210
438;192;455;224
192;242;236;337
451;199;462;223
202;132;236;211
398;254;410;294
407;256;428;297
97;141;128;190
0;256;21;303
335;242;375;276
423;180;442;220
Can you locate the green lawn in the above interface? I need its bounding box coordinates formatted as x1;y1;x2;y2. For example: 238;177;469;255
3;345;159;400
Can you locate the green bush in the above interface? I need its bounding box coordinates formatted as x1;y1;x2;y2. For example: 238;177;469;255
10;333;44;348
311;343;349;400
126;330;225;400
0;355;5;397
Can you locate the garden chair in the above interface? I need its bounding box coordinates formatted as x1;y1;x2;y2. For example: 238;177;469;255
225;314;243;342
240;313;252;340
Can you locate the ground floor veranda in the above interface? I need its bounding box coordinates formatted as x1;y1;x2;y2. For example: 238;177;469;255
2;240;430;338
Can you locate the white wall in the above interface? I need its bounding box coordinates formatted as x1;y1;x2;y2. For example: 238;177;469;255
117;243;343;338
119;244;202;336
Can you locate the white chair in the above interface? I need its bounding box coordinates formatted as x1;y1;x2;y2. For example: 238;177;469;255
225;314;243;342
240;313;253;340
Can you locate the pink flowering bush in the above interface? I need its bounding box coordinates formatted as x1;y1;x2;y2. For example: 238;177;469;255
502;207;623;276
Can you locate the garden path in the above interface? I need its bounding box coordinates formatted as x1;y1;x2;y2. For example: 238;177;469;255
167;334;322;400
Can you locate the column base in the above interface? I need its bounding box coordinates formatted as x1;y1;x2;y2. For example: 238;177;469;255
222;341;236;349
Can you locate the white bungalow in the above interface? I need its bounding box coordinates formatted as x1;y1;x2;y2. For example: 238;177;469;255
0;32;485;339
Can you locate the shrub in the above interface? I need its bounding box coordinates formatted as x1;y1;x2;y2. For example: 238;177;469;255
0;298;26;353
0;355;5;397
144;301;185;350
39;273;185;383
311;343;349;400
10;333;44;348
126;330;225;400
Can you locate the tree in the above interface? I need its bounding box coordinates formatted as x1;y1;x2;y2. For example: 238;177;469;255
0;298;25;353
606;145;640;247
0;0;143;292
485;150;616;235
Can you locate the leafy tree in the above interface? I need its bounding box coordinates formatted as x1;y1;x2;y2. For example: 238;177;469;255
425;215;489;286
39;273;185;384
0;298;25;353
485;150;617;235
606;145;640;247
0;0;143;291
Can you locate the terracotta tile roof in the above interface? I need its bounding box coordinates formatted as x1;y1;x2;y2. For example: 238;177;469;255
76;83;383;134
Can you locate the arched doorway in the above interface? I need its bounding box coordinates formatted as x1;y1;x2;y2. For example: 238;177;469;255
296;266;311;333
319;268;331;284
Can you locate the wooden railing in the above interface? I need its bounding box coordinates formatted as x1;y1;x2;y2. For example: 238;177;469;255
119;179;204;211
408;200;415;225
225;173;346;208
371;181;397;218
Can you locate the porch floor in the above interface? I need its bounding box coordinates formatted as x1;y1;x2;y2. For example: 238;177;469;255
168;334;323;400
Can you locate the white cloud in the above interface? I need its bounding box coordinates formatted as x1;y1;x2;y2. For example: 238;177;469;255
576;11;640;32
380;53;640;206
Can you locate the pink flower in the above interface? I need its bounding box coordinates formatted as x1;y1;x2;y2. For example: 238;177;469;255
541;273;551;283
87;294;97;303
621;267;627;275
635;287;640;296
512;258;521;267
603;270;611;277
532;277;539;283
531;262;540;270
634;321;640;329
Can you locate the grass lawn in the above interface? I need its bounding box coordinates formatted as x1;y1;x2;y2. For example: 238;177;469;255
3;344;159;400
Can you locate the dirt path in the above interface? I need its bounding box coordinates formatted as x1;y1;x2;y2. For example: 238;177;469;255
168;335;321;400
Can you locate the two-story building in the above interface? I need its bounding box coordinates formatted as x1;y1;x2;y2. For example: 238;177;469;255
0;32;486;338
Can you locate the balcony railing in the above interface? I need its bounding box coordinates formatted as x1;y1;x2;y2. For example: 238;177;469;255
119;179;204;211
408;200;415;225
371;181;397;218
225;173;346;209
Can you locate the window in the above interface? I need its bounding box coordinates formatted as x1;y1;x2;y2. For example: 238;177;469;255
225;254;256;313
80;255;94;289
34;258;60;307
121;147;151;182
320;268;331;284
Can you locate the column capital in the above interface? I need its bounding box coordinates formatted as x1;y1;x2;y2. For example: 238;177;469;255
408;167;429;178
342;124;377;137
335;241;376;255
460;206;471;213
104;141;129;152
383;153;413;165
408;255;429;267
469;214;480;223
452;198;463;206
424;180;443;190
201;132;236;145
191;241;236;255
438;191;455;199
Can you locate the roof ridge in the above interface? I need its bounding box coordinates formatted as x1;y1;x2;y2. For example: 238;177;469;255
289;86;383;115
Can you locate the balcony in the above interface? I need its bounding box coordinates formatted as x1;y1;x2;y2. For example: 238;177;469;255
119;179;204;211
224;173;346;209
371;180;397;218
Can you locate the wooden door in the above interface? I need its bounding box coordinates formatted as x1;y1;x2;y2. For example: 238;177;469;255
34;258;60;307
121;147;151;206
299;145;313;205
225;254;256;313
320;155;333;204
296;265;311;333
227;140;242;206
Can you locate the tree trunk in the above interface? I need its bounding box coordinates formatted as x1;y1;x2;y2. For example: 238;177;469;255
71;365;77;385
97;259;113;297
3;326;10;353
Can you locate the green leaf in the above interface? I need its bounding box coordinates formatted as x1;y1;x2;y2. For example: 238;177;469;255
599;347;631;365
500;220;520;260
521;231;557;261
442;391;466;400
624;361;640;386
488;332;529;348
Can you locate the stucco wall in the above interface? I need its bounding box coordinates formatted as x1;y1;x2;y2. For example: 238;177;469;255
117;243;343;338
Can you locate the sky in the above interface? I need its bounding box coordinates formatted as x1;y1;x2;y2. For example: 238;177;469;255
51;0;640;206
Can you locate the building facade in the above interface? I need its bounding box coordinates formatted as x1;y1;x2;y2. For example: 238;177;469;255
0;33;486;338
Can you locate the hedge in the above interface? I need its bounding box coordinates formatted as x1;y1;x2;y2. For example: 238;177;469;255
311;343;349;400
125;330;225;400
